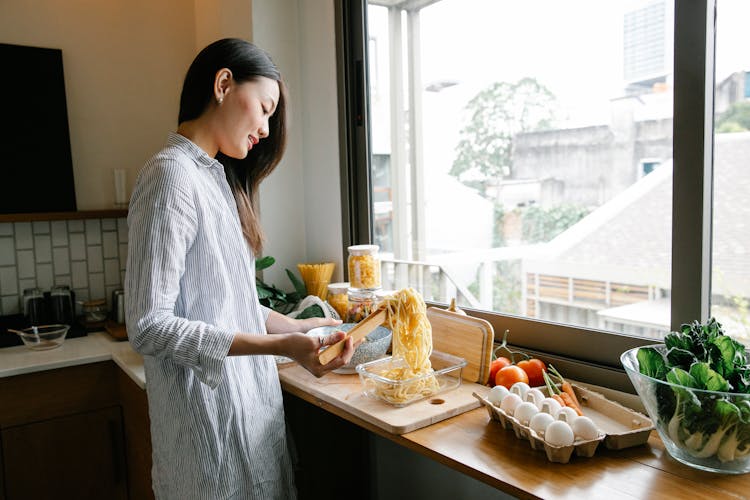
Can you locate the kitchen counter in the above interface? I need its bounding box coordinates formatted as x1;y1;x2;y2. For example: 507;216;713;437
281;364;750;500
0;331;146;389
4;335;750;499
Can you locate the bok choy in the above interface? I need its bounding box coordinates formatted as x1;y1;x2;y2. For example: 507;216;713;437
637;318;750;463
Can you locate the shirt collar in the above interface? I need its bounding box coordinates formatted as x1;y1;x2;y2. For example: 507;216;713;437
167;132;222;169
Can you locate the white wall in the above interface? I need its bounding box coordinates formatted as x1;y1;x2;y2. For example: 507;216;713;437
253;0;344;288
0;0;197;210
0;0;255;211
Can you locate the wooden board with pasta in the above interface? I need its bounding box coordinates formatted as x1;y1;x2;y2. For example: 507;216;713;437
278;361;489;434
279;287;489;433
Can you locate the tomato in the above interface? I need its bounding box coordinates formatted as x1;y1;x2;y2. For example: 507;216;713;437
517;358;546;387
495;365;529;389
488;357;512;386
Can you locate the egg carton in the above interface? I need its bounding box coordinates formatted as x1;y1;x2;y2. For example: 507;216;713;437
472;383;654;464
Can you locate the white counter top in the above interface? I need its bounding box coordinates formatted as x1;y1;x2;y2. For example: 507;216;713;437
0;331;146;389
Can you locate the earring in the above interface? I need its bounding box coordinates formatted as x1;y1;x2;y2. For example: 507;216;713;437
217;97;224;105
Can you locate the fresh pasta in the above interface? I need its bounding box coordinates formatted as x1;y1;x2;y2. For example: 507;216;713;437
372;288;440;404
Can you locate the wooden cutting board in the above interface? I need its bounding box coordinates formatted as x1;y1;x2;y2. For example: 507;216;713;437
427;307;494;385
105;320;128;341
278;363;489;434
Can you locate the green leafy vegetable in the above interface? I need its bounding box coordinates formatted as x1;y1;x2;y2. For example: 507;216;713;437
636;317;750;463
637;347;668;379
296;304;324;320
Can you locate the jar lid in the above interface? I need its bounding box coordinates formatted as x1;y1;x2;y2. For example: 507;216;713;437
347;244;379;255
327;282;350;293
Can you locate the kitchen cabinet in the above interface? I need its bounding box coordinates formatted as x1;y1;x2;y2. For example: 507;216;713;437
283;392;372;500
2;406;126;499
0;361;152;500
116;368;153;500
0;209;127;223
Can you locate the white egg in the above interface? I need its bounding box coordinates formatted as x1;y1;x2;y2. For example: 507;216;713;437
488;385;510;406
513;401;539;426
544;420;575;447
499;393;523;416
510;382;530;400
540;397;562;415
556;406;579;423
529;411;555;437
571;416;599;440
525;388;545;408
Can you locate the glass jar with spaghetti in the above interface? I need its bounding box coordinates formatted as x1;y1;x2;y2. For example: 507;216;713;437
326;282;349;320
346;288;376;323
347;244;381;290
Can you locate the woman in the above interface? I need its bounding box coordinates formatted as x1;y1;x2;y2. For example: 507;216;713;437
125;38;354;499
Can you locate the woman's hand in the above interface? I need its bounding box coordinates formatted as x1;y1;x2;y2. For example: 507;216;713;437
284;329;355;378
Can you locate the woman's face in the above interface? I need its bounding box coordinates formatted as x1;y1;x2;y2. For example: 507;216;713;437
217;76;280;159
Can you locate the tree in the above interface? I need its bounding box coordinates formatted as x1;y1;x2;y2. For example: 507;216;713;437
450;77;558;190
716;101;750;133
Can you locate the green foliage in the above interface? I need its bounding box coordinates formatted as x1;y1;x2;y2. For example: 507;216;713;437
716;101;750;133
450;77;558;188
254;256;324;317
520;204;590;243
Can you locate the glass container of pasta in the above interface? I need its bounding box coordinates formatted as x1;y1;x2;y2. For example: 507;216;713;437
356;351;467;407
347;244;381;290
326;282;349;320
346;288;377;323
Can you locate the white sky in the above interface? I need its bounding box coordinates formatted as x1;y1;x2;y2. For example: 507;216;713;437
417;0;750;124
368;0;750;171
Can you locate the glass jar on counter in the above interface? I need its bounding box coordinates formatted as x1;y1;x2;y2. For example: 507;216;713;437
326;282;350;321
346;288;377;323
373;289;395;309
23;287;47;325
347;244;381;290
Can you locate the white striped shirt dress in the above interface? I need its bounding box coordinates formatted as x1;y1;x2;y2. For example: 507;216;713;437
124;133;296;499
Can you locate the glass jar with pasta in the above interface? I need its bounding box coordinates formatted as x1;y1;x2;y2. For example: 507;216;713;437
326;282;349;320
347;244;381;290
346;288;376;323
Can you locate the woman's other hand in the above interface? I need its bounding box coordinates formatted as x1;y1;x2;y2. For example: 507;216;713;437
286;329;355;377
297;316;342;333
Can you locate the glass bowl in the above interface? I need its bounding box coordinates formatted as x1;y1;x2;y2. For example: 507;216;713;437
16;324;70;351
622;345;750;474
357;351;466;407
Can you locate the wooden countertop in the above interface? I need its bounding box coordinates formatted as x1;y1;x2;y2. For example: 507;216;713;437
6;336;750;498
281;367;750;500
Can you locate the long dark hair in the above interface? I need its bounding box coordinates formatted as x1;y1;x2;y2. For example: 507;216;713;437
178;38;287;255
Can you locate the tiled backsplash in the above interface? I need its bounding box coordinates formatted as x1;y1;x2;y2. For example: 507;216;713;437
0;218;128;316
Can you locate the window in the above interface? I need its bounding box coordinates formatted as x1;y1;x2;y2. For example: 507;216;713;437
337;1;728;386
710;0;750;343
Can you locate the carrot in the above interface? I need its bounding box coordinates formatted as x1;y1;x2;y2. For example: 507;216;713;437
559;392;583;416
542;370;568;408
548;365;583;415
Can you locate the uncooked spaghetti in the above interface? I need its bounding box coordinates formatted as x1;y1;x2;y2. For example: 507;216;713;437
297;262;335;299
373;288;440;404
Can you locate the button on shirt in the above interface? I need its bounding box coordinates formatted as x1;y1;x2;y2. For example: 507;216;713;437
125;133;296;499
